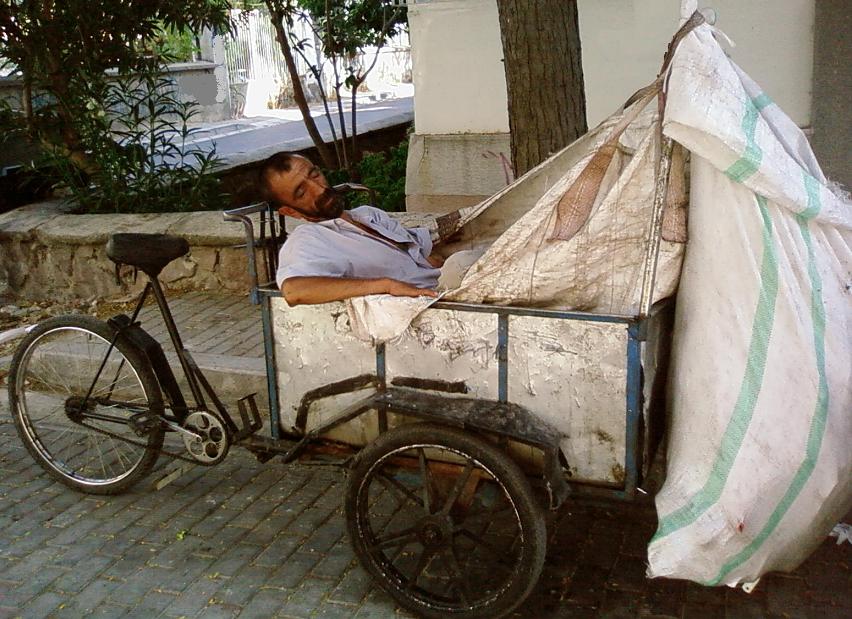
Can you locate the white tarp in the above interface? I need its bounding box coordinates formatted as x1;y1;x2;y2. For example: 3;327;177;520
346;86;688;343
646;23;852;586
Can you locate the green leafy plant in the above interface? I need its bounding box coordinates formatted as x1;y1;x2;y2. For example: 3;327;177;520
42;64;226;214
323;137;408;212
0;1;232;174
357;139;407;212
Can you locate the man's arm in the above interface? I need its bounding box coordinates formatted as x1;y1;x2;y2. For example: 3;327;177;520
282;276;438;306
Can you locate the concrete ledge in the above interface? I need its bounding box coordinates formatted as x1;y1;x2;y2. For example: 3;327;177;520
0;200;252;301
405;132;512;214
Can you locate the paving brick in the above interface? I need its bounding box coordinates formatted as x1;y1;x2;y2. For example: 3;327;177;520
213;565;271;608
253;534;305;568
265;551;322;590
313;601;359;618
237;587;288;619
51;555;114;593
327;566;374;605
56;578;122;615
1;363;850;619
160;572;224;616
124;590;179;618
20;590;65;617
278;577;336;617
312;544;356;581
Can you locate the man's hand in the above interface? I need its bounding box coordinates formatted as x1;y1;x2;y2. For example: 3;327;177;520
384;279;439;298
283;276;437;306
426;252;445;268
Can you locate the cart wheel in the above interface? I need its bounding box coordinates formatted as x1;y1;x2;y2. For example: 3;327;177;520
345;423;546;619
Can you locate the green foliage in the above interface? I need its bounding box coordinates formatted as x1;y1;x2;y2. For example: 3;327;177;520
146;26;200;63
264;0;407;172
0;1;232;212
357;140;407;212
42;66;226;214
0;1;232;163
293;0;407;59
323;138;408;213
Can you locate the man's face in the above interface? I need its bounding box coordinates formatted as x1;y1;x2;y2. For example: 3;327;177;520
266;156;344;220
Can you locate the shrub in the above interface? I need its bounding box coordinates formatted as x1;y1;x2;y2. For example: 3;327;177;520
323;138;409;212
42;66;227;214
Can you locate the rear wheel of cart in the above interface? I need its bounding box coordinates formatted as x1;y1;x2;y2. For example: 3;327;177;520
345;423;546;619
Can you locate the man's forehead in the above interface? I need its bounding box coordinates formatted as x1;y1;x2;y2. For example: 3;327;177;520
271;158;311;184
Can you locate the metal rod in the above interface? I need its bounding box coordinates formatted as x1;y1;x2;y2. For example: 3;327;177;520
624;324;643;497
497;314;509;403
376;342;386;389
149;277;207;409
261;296;281;440
432;301;637;323
639;136;675;318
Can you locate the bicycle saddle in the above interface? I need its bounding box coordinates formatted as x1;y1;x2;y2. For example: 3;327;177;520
106;233;190;277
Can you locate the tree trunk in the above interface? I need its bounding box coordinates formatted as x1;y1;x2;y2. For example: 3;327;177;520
496;0;587;177
267;3;336;169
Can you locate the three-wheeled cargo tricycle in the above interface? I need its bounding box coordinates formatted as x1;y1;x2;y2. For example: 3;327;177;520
7;187;674;617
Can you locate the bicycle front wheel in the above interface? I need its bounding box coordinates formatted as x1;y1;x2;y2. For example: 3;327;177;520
8;315;164;494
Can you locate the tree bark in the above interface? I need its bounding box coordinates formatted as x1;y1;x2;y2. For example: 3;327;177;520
267;2;336;169
496;0;587;177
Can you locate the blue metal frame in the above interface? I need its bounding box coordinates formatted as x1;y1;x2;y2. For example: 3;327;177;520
255;285;663;502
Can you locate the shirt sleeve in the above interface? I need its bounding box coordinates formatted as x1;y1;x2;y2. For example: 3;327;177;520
275;227;352;289
362;206;434;258
410;227;433;259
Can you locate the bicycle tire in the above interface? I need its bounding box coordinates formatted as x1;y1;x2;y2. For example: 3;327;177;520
8;315;165;494
345;423;547;619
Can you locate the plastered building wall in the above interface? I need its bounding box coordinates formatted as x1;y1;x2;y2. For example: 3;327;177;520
406;0;818;212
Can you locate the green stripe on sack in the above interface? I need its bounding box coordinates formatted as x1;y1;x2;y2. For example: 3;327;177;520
652;195;778;543
725;94;772;183
707;174;830;585
799;173;822;220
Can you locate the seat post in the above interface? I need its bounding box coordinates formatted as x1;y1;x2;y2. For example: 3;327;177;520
148;275;207;408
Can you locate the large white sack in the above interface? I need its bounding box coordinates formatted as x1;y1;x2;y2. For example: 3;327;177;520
648;24;852;586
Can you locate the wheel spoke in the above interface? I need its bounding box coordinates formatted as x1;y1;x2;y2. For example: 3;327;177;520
455;528;517;572
418;448;436;514
440;460;474;515
376;470;425;509
369;526;419;552
444;546;474;606
347;428;545;617
11;321;162;491
404;546;438;593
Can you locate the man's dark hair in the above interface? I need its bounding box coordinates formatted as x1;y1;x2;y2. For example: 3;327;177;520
259;152;298;205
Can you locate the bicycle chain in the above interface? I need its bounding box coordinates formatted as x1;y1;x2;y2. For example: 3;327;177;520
79;419;214;465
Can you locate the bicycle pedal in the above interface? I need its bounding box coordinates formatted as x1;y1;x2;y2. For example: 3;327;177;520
129;411;160;436
234;393;263;441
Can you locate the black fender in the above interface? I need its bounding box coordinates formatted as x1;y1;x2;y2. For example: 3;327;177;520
107;314;189;422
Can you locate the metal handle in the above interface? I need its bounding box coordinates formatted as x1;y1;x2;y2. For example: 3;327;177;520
223;202;269;303
333;182;378;207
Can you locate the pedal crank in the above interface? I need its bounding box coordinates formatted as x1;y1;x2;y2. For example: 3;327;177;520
180;410;231;465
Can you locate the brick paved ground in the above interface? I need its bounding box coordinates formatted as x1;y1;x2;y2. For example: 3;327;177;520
0;406;849;618
0;293;850;618
135;292;262;359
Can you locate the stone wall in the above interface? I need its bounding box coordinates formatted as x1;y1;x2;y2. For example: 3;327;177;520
0;201;256;302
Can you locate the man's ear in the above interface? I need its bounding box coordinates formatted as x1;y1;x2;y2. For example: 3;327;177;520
277;205;303;219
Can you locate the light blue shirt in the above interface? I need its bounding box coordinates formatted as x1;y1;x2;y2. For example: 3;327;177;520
276;206;440;290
